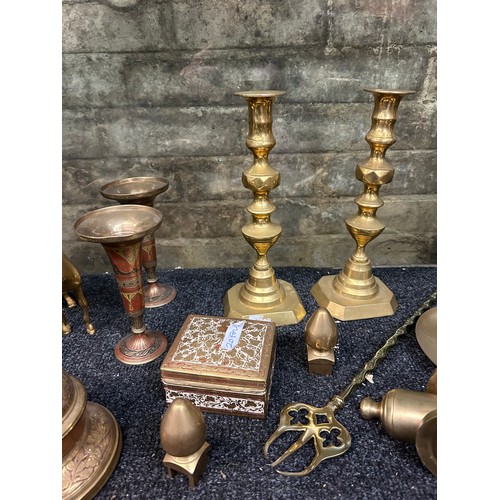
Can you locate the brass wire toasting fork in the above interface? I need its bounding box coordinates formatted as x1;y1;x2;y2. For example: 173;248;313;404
264;291;437;476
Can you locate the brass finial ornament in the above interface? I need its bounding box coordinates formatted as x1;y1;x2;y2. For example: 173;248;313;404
100;176;177;308
304;308;339;375
160;398;210;488
74;205;168;365
223;90;306;326
62;370;121;500
311;88;415;320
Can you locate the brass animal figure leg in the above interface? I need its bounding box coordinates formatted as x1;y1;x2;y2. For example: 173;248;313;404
63;292;77;308
74;286;95;335
62;312;71;335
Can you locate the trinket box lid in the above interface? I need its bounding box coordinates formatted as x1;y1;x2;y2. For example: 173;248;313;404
161;315;276;395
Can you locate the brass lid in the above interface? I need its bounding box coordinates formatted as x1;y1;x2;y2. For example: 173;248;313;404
62;370;87;439
161;315;276;393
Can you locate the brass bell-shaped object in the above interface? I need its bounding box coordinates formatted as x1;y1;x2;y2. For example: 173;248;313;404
304;307;339;375
62;370;121;500
160;398;210;488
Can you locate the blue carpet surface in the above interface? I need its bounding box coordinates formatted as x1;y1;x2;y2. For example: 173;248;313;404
62;265;437;500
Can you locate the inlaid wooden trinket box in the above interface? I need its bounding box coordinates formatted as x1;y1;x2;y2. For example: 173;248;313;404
160;314;277;419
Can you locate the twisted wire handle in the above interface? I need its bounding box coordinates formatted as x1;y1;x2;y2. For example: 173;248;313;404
329;291;437;409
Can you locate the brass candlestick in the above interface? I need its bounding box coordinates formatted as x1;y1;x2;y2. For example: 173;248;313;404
223;90;306;326
100;176;177;308
311;88;414;320
74;205;168;365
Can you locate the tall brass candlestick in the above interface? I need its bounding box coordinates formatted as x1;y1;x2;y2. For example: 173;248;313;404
223;90;305;326
311;88;414;320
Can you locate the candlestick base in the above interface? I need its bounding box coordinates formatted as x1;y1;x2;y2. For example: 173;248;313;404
144;282;177;308
115;329;168;365
223;280;305;326
311;275;397;321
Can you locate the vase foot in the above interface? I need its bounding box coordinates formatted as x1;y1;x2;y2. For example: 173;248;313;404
311;275;397;321
144;282;177;308
115;330;168;365
223;280;306;326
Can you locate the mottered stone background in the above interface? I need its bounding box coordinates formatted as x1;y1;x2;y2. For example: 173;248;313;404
62;0;437;274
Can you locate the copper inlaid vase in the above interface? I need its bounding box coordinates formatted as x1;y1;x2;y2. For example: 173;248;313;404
74;205;168;365
62;370;121;500
100;176;177;308
223;90;306;326
311;88;414;320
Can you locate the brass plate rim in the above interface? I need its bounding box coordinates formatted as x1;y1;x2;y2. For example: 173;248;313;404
415;307;437;364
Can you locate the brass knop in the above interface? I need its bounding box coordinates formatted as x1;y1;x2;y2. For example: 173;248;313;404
360;387;437;476
304;307;339;375
160;398;210;488
360;388;436;442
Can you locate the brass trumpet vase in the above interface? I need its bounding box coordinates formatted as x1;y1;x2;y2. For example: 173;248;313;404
223;90;306;326
100;176;177;308
311;88;415;320
74;205;168;365
62;370;121;500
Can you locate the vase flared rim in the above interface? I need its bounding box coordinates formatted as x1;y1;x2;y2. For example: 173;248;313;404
235;90;285;98
100;176;169;201
74;205;162;244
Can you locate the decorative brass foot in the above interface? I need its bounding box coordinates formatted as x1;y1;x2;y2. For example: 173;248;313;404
223;90;306;326
311;88;414;321
62;371;122;500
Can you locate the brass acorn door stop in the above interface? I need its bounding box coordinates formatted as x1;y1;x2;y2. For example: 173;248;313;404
264;291;437;476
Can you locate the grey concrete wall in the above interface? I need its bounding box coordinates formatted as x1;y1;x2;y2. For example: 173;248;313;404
62;0;437;274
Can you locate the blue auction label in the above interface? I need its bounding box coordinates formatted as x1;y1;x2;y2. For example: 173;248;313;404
220;321;245;351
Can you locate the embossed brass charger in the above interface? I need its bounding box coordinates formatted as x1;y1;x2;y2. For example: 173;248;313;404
311;88;414;320
161;314;276;418
100;176;177;308
62;370;121;500
223;90;306;326
74;205;168;365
